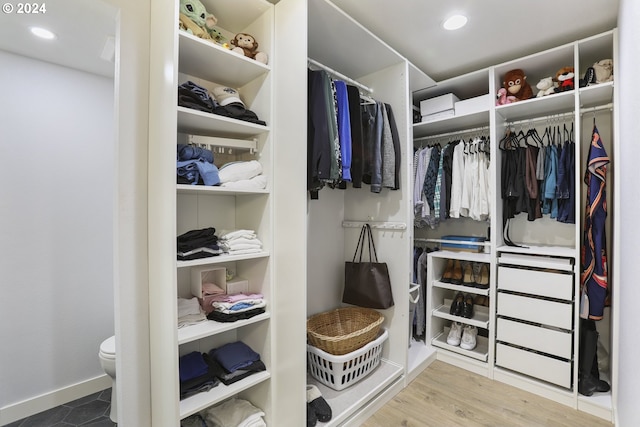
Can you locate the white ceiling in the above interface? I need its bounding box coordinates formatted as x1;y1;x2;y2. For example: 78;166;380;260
0;0;117;78
329;0;619;82
0;0;619;83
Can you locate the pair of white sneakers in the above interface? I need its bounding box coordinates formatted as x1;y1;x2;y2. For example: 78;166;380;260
446;321;477;350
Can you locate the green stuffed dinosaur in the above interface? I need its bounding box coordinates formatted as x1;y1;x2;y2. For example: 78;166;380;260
178;0;226;44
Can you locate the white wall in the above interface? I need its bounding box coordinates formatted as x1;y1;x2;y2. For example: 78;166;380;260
0;51;115;409
616;1;640;425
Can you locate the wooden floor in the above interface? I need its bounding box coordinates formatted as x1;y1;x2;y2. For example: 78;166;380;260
362;361;612;427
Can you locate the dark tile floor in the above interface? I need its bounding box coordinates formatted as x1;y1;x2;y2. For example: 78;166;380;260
6;389;116;427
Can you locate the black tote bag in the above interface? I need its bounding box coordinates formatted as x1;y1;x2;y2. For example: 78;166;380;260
342;224;394;309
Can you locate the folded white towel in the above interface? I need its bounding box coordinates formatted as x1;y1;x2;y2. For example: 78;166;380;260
204;398;265;427
224;237;262;247
225;248;263;255
219;229;256;241
220;175;268;190
218;161;263;183
177;297;202;318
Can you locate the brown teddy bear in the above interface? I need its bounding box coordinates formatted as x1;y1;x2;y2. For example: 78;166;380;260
502;69;533;101
554;67;575;92
230;33;268;65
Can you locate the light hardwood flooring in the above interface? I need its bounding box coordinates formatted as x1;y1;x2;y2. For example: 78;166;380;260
362;361;612;427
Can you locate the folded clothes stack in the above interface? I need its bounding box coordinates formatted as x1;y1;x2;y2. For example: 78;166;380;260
201;397;266;427
177;143;220;186
177;297;207;328
177;227;224;261
218;229;263;255
204;341;266;386
219;160;267;190
178;81;267;126
206;292;266;322
178;351;219;400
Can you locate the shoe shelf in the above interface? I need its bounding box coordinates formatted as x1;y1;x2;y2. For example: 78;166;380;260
178;311;271;345
432;326;489;362
432;280;490;296
429;250;491;264
179;370;271;419
432;299;490;329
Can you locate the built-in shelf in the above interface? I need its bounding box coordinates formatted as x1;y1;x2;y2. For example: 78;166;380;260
579;82;614;108
496;244;576;259
431;329;489;362
178;312;271;345
177;251;270;269
433;301;490;329
176;184;269;196
432;280;490;296
179;371;271;420
177;106;270;138
413;110;490;138
495;90;575;122
178;31;270;86
427;250;491;263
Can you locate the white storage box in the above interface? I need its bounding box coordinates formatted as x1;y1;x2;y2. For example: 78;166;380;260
191;266;226;298
420;93;459;116
421;109;455;123
307;328;388;391
454;94;491;116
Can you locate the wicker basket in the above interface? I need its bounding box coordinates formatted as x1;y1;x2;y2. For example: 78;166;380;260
306;307;384;355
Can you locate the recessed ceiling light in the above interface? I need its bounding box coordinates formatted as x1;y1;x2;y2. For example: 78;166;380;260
443;15;468;31
30;27;56;40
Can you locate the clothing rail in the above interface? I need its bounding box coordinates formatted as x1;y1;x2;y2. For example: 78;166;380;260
414;125;490;143
506;103;613;127
307;58;373;94
184;134;258;153
342;221;407;230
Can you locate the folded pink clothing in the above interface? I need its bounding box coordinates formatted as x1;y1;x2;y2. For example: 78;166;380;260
209;292;264;303
202;282;225;296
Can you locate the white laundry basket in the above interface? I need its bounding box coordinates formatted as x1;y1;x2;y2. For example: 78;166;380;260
307;328;388;391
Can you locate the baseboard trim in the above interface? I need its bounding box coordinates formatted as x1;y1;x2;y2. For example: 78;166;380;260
0;374;111;426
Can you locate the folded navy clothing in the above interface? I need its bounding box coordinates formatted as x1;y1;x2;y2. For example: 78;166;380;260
179;351;209;382
180;379;218;400
177;144;214;163
209;341;261;373
203;352;266;386
177;228;218;253
206;307;265;323
211;103;267;126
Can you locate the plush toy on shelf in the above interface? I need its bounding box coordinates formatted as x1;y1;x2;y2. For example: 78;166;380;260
593;59;614;83
178;0;226;45
230;33;269;64
554;67;575;93
536;77;558;97
496;87;517;105
502;68;533;102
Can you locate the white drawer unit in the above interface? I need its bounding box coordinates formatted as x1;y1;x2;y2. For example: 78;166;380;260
498;266;573;301
496;343;572;389
496;318;572;360
497;292;572;330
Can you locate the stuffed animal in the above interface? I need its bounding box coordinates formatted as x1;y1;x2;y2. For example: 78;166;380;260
230;33;268;64
536;77;557;97
502;69;533;101
496;88;517;105
554;67;575;93
179;0;224;43
593;59;613;83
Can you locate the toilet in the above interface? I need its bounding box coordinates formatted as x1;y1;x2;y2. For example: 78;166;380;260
98;336;117;422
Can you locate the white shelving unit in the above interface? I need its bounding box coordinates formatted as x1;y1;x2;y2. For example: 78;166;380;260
167;0;277;423
413;29;617;421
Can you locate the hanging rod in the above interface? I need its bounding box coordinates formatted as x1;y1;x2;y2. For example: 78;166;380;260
183;134;258;153
342;220;406;230
414;125;490;142
505;103;613;127
307;58;373;94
